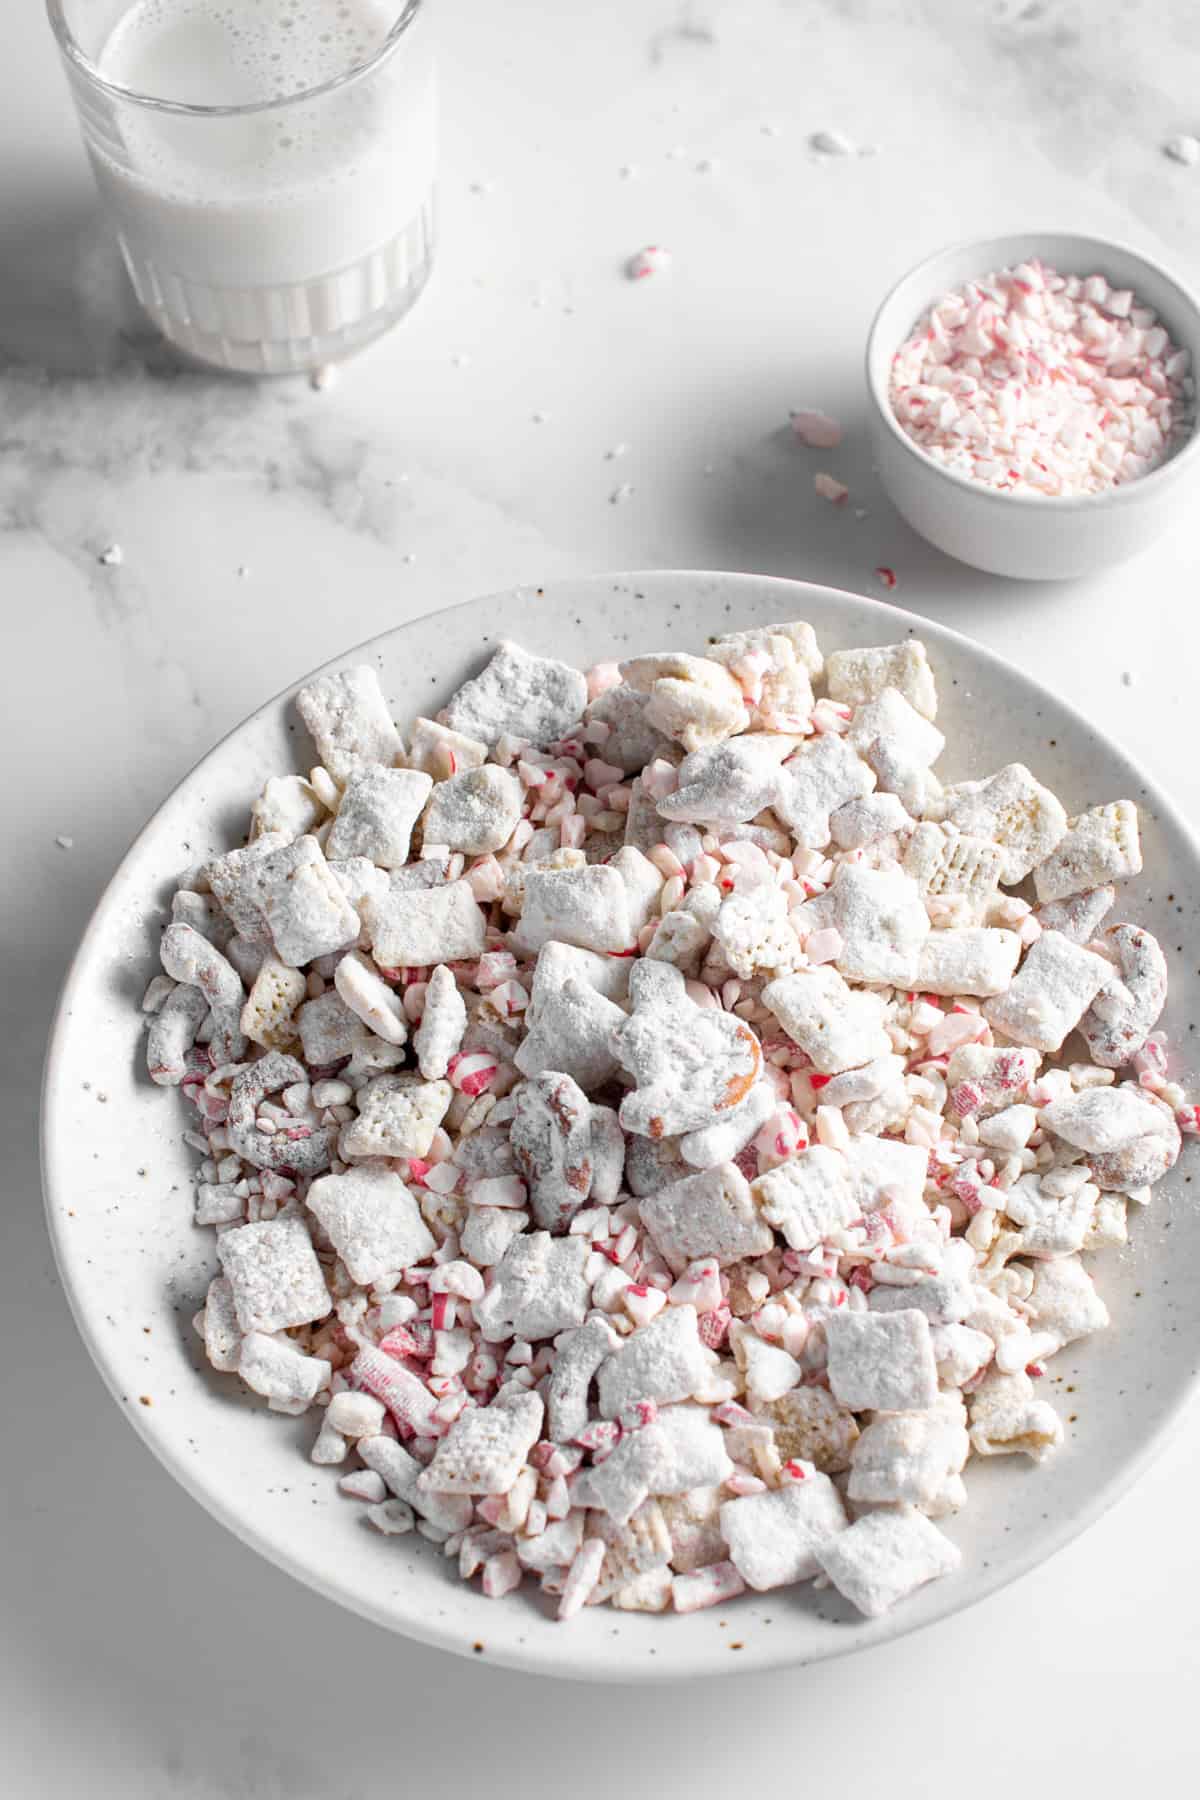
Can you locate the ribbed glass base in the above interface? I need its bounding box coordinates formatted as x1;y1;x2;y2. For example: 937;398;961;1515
118;195;435;374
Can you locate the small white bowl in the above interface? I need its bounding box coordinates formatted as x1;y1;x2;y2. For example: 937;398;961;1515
865;231;1200;580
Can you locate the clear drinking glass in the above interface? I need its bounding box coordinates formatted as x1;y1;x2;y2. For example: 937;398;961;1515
46;1;436;374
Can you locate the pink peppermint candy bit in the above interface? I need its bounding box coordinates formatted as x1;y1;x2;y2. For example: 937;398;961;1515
350;1346;438;1436
557;1537;607;1620
574;1418;622;1456
814;472;849;504
619;1398;659;1431
926;1009;989;1058
697;1301;732;1349
668;1258;723;1313
641;757;680;801
476;950;518;991
726;1471;767;1497
466;858;506;903
623;1283;668;1328
1133;1036;1169;1089
754;1105;806;1163
488;979;529;1018
446;1051;500;1097
338;1469;387;1502
586;660;623;700
626;245;671;281
790;409;843;449
378;1324;423;1360
672;1560;746;1613
804;927;844;965
874;566;898;591
482;1550;523;1599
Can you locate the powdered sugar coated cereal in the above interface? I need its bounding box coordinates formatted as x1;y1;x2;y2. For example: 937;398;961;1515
442;641;587;750
144;619;1194;1628
295;666;403;786
721;1471;848;1590
814;1507;961;1617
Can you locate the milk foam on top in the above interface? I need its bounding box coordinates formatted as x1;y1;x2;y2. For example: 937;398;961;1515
100;0;402;108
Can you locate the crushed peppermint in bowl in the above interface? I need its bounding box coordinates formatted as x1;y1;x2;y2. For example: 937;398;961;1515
866;233;1200;579
891;260;1192;496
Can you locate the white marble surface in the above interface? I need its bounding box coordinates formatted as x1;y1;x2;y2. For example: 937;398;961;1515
7;0;1200;1791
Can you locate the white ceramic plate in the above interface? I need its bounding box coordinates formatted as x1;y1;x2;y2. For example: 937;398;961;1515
41;570;1200;1681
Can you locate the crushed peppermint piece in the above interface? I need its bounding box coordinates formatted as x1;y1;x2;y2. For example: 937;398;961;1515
626;245;671;281
1164;133;1200;166
810;129;858;156
790;409;843;449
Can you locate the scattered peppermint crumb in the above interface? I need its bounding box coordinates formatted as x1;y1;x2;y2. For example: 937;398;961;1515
814;471;849;503
55;834;74;850
98;544;123;567
469;179;494;194
403;553;417;565
532;412;550;425
810;128;857;156
604;444;628;461
310;364;338;392
619;163;638;180
236;565;250;579
626;245;672;281
667;145;687;161
1121;670;1135;687
696;157;717;173
874;566;898;591
854;507;870;521
452;353;470;368
609;482;635;505
790;409;843;449
1163;133;1200;166
760;122;779;137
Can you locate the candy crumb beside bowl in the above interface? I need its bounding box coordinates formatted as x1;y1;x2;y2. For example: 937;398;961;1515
865;232;1200;580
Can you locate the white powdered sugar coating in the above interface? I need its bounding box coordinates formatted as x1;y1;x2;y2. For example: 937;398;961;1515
890;257;1195;496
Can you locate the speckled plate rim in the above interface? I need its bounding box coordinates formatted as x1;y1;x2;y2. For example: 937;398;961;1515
40;570;1200;1682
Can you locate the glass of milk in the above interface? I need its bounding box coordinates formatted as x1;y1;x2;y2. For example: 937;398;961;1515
47;1;437;373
